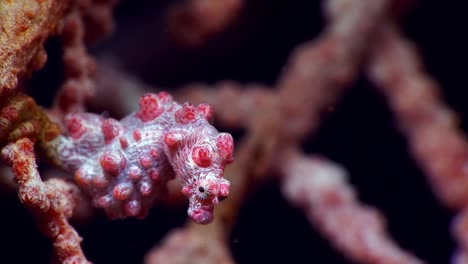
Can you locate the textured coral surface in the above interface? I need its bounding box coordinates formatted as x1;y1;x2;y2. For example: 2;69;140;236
0;0;69;93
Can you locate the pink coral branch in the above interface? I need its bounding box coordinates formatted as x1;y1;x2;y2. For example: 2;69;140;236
50;0;117;120
1;138;89;263
51;9;96;117
280;149;424;264
145;224;234;264
167;0;244;46
277;0;388;142
177;81;273;129
368;24;468;210
368;23;468;264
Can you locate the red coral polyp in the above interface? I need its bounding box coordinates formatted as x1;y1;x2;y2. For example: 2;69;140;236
192;146;213;167
136;93;164;122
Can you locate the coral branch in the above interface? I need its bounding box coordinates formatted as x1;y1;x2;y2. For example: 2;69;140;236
278;0;388;142
167;0;244;45
177;81;273;130
1;138;89;263
50;0;118;119
280;149;423;264
145;224;234;264
52;9;95;117
90;60;151;116
0;0;71;94
81;0;118;43
368;23;468;264
452;207;468;264
0;92;61;153
368;24;468;210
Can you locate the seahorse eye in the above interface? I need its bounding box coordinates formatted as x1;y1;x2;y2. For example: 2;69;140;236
196;184;210;200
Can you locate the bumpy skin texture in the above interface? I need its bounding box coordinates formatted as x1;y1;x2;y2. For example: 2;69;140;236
51;92;234;224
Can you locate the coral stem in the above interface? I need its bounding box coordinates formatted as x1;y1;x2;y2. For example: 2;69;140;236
2;138;89;264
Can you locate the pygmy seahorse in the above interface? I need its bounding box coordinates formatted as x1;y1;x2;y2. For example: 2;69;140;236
49;92;233;224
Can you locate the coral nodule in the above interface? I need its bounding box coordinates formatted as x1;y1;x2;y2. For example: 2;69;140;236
50;91;234;224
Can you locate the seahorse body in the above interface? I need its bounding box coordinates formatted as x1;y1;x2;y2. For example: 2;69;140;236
51;92;233;224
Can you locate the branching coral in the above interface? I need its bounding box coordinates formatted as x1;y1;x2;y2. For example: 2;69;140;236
2;138;88;263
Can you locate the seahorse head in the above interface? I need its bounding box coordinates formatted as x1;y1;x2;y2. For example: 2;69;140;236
163;103;234;224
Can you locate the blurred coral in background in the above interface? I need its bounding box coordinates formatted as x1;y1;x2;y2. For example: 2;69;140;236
1;0;468;263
